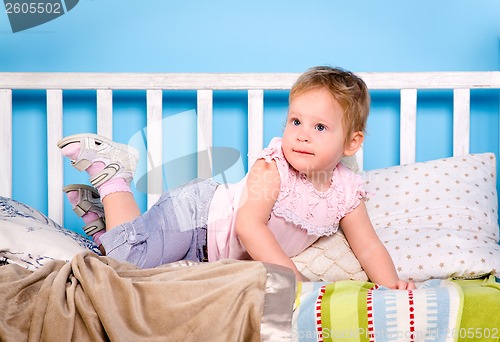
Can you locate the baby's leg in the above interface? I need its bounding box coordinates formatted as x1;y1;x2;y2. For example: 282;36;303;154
100;180;216;268
101;192;140;230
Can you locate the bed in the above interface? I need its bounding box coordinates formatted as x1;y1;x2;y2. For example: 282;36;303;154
0;71;499;341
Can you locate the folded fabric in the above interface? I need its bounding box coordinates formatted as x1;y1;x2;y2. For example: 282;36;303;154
0;252;295;342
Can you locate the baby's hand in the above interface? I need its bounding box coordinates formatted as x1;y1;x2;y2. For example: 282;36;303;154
391;279;416;290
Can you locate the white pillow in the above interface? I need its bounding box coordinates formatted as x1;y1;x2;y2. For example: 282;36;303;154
0;197;100;270
363;153;500;282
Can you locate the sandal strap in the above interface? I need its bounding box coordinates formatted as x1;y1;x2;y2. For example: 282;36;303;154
72;201;104;219
73;200;94;217
83;218;106;236
89;163;131;187
63;184;104;218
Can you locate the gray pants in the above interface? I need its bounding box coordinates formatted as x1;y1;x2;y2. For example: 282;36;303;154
100;179;218;268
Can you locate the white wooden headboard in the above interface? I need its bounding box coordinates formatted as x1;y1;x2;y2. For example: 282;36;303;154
1;71;500;226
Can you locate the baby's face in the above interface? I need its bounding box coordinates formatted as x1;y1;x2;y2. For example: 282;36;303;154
282;87;347;187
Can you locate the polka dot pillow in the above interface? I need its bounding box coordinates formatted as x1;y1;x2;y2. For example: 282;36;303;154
363;153;499;282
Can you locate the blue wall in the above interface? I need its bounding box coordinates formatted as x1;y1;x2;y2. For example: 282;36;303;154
1;0;499;233
2;0;499;72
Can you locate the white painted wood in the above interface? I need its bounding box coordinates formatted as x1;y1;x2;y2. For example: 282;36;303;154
453;89;470;156
1;72;499;90
0;89;12;198
247;90;264;168
0;73;300;90
356;146;364;172
400;89;418;165
360;72;500;90
146;89;163;208
97;89;113;138
197;90;213;179
46;89;64;225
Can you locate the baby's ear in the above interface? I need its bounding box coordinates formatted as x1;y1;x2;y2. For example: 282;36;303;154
344;131;364;156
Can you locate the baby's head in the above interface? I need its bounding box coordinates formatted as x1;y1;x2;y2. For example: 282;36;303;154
289;66;370;144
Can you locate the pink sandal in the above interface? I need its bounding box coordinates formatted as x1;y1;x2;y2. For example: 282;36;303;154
57;133;139;187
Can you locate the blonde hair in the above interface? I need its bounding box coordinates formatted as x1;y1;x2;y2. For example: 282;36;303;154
289;66;370;144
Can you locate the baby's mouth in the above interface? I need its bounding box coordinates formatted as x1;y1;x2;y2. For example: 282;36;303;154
293;149;314;155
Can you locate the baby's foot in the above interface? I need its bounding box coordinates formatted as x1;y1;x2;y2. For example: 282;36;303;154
63;184;106;243
58;133;139;187
61;142;107;176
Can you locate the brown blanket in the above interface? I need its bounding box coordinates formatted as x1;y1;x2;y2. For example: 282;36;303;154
0;252;295;341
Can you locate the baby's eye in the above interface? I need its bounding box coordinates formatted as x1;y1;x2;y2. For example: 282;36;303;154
315;124;326;131
292;118;300;126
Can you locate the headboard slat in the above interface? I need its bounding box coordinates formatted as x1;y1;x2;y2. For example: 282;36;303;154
97;89;113;138
0;89;13;198
356;146;364;171
248;90;264;168
400;89;417;165
197;90;213;179
146;89;163;208
47;89;64;225
453;88;471;156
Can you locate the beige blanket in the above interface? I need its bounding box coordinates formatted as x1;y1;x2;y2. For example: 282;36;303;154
0;252;295;341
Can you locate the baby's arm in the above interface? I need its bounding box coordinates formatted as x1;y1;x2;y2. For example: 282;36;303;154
235;159;304;280
341;201;415;289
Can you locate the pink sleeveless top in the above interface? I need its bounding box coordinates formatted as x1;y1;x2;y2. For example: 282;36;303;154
206;137;365;261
